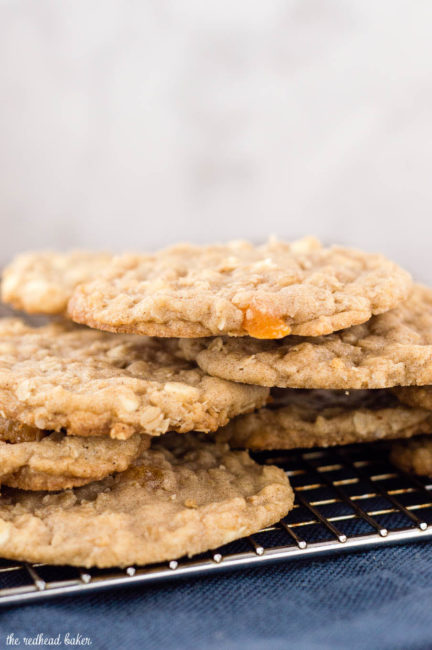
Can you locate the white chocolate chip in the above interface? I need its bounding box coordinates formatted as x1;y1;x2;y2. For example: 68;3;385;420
163;382;200;400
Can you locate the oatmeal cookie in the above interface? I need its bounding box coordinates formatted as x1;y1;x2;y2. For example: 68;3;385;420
174;286;432;389
2;251;112;315
0;319;268;439
393;386;432;411
67;238;411;338
0;432;147;491
217;389;432;450
391;437;432;476
0;434;294;568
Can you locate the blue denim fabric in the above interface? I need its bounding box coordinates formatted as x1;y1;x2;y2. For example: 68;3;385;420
1;542;431;650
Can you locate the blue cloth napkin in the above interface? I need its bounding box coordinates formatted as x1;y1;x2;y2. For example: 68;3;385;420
1;542;431;650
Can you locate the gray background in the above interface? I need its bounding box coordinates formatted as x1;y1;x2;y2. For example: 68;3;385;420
0;1;431;280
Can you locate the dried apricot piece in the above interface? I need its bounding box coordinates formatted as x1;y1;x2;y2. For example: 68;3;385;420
242;307;291;339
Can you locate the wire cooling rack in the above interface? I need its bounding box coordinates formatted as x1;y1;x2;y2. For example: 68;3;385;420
1;440;432;607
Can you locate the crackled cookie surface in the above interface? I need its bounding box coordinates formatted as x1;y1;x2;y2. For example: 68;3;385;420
0;319;268;439
67;238;411;338
2;251;112;315
217;389;432;450
0;431;147;491
0;434;294;568
174;286;432;389
391;437;432;476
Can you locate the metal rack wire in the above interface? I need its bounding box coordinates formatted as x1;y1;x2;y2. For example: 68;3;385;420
1;440;431;607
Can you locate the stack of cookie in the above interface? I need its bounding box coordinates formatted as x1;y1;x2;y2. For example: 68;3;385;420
0;237;430;568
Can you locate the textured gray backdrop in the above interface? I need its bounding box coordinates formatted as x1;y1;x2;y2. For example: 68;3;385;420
0;1;431;281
